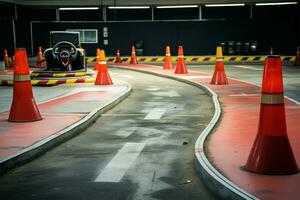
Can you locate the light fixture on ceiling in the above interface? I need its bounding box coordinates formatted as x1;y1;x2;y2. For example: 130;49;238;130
108;6;150;9
156;5;199;9
205;4;245;7
59;7;99;10
255;2;298;6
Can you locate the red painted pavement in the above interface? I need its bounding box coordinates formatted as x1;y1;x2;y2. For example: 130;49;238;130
0;85;127;162
110;63;300;200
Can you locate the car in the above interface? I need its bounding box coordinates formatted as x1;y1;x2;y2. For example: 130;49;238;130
44;31;86;72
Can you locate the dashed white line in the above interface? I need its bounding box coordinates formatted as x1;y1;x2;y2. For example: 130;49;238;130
113;127;137;138
144;108;167;120
151;90;180;97
145;87;161;91
95;142;145;183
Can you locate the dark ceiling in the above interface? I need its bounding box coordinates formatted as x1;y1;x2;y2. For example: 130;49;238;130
0;0;298;6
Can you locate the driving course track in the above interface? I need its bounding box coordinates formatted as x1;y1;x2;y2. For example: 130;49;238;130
0;69;216;200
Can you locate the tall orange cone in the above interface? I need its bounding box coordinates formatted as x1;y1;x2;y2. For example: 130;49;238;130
130;46;138;64
174;46;188;74
8;48;42;122
244;55;298;175
163;46;173;70
4;49;12;69
36;46;44;66
210;46;228;85
295;46;300;66
115;49;122;63
93;48;101;71
95;50;113;85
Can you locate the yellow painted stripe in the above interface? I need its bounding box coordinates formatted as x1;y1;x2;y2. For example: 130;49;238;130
47;80;58;85
84;78;96;83
31;73;38;77
185;57;193;62
31;80;39;85
86;56;296;63
157;57;165;62
66;79;77;84
53;73;67;77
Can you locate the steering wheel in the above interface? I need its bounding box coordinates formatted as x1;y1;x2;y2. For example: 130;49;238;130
52;41;78;67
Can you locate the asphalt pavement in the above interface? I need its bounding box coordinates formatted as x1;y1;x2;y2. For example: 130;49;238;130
0;68;216;200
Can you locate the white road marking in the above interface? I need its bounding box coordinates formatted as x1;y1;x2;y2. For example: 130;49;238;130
95;142;145;182
234;65;263;71
113;127;137;138
181;75;211;79
144;108;167;120
228;93;260;97
145;87;161;91
119;74;133;79
102;113;144;116
152;90;180;97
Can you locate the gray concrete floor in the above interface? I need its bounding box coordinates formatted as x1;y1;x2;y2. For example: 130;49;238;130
0;68;216;200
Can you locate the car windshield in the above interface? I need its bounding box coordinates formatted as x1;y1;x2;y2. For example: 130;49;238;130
50;32;80;47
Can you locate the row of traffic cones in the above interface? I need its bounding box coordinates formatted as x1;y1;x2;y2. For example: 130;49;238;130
2;46;45;70
114;46;138;64
209;46;298;174
113;45;299;175
7;47;113;122
4;46;300;176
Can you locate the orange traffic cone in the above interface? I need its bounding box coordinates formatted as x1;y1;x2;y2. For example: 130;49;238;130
115;49;122;63
36;46;44;66
163;46;173;70
130;46;138;64
295;46;300;66
95;50;113;85
244;55;298;175
174;46;188;74
94;48;101;71
8;48;42;122
270;47;273;55
210;46;228;85
4;49;12;69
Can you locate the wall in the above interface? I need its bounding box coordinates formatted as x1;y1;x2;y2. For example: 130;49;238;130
0;3;15;59
32;19;298;56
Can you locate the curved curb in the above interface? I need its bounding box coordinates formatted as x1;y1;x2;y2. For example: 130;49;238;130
111;65;258;200
0;81;132;175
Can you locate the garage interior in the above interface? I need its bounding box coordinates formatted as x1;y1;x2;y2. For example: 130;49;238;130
0;1;300;200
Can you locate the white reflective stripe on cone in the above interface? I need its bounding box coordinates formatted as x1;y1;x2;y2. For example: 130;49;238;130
216;58;224;62
261;94;284;104
14;74;31;81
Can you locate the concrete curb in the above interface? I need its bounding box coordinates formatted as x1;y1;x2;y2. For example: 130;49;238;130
111;65;258;200
0;81;132;175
